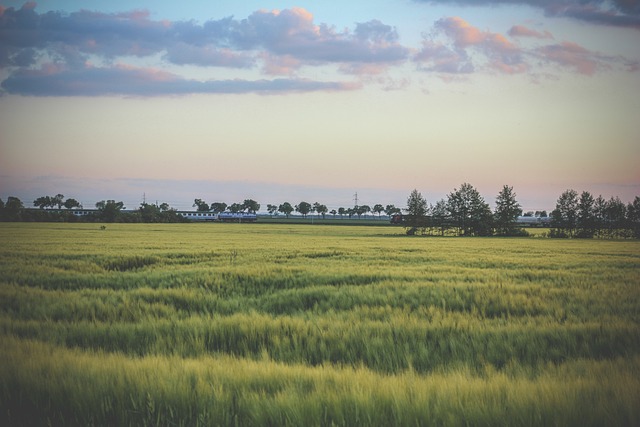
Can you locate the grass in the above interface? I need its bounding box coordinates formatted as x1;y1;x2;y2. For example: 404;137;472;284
0;222;639;426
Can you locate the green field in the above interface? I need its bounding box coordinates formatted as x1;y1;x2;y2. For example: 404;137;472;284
1;223;639;426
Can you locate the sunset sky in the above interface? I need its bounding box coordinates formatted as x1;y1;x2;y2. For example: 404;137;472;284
1;0;639;212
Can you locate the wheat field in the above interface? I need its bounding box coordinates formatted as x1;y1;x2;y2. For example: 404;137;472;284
1;223;639;426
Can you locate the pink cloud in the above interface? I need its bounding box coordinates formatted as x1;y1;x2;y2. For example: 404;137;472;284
508;25;554;39
537;41;601;75
414;41;474;74
260;52;302;75
437;17;517;51
430;17;527;74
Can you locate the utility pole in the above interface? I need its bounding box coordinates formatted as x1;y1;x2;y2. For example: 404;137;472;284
353;192;359;208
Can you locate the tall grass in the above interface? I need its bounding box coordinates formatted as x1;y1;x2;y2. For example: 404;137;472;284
1;223;639;425
2;337;638;427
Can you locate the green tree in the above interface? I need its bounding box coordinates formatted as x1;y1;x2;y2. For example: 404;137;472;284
576;191;596;238
278;202;294;218
627;196;640;239
95;200;125;223
242;199;260;214
228;203;244;213
34;196;53;209
494;185;522;236
431;199;449;236
373;204;384;218
193;199;210;212
384;204;401;217
138;202;162;223
267;204;278;217
604;196;627;238
52;194;65;209
63;198;81;209
295;201;312;218
313;203;328;219
210;202;227;214
447;183;492;236
551;189;578;237
405;189;428;232
356;204;371;219
3;196;24;221
593;195;607;238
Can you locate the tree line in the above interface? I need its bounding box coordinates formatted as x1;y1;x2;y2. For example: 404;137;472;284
1;187;638;238
550;189;640;239
193;198;402;219
0;195;187;223
402;183;519;237
401;183;640;239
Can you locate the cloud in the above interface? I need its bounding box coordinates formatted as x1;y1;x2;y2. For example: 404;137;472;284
415;15;634;76
415;41;474;74
0;5;409;68
226;9;409;66
163;43;254;68
1;3;637;96
0;63;360;96
417;17;528;74
507;25;554;39
535;41;610;75
413;0;640;30
0;4;409;95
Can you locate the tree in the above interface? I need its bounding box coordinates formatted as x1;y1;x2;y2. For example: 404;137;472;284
604;196;627;238
447;183;492;236
373;204;384;218
228;203;244;213
314;203;328;219
193;199;209;212
576;191;596;238
138;202;162;223
494;185;522;236
52;194;65;209
34;196;53;209
295;201;312;218
95;200;125;223
405;189;428;232
278;202;294;218
384;204;401;217
330;209;337;218
431;199;449;236
3;196;24;221
210;202;227;214
242;199;260;214
267;204;278;217
63;198;81;209
551;189;578;237
627;196;640;239
356;204;371;219
593;195;607;238
338;207;346;218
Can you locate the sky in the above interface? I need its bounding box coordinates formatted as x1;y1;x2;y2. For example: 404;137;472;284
1;0;639;212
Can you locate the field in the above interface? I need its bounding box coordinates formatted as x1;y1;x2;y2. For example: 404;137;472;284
1;222;639;426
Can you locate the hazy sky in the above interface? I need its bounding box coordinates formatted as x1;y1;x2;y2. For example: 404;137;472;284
1;0;639;211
